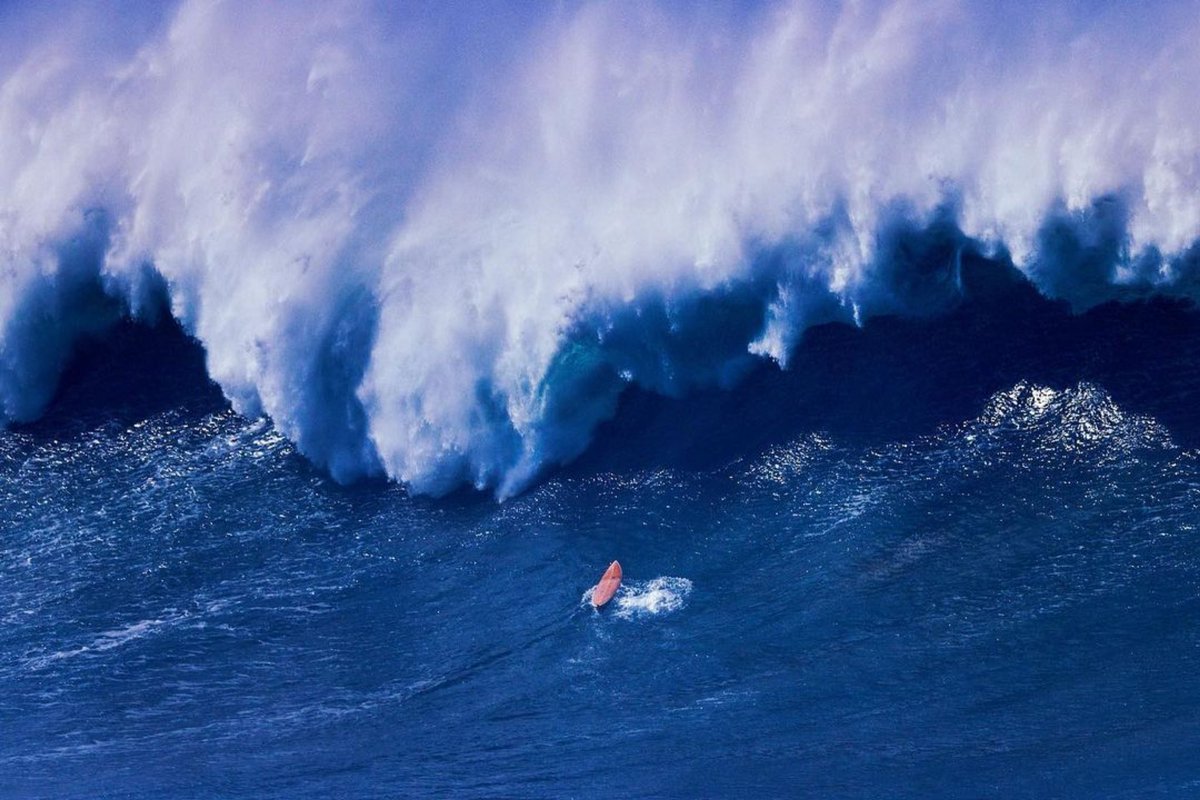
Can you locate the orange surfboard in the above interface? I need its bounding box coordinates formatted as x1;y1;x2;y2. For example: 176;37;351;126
591;560;623;608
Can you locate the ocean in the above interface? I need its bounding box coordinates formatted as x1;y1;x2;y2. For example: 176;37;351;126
3;1;1200;797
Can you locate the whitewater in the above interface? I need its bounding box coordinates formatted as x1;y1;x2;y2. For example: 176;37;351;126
2;0;1199;496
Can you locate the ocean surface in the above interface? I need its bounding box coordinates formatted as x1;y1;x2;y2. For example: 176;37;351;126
5;280;1200;798
4;1;1200;797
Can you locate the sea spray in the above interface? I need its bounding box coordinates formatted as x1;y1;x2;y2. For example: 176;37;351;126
1;0;1199;495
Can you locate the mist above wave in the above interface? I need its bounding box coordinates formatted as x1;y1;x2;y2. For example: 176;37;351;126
1;0;1198;496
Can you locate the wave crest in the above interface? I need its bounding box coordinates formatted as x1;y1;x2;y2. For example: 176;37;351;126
2;1;1199;495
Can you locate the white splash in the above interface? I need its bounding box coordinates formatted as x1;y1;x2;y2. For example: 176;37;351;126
1;1;1198;495
613;577;694;619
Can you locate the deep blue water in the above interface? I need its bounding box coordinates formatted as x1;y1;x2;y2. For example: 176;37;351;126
5;285;1200;798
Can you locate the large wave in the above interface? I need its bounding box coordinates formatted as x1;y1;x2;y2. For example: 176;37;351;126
1;0;1198;497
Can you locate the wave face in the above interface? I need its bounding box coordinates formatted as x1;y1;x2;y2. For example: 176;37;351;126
1;0;1199;495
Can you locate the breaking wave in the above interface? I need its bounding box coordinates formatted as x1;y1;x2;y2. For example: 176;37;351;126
2;0;1199;496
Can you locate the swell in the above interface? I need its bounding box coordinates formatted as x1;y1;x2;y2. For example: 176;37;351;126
2;1;1200;496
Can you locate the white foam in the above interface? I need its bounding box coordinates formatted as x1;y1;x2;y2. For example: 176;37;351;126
2;2;1200;495
613;577;694;620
